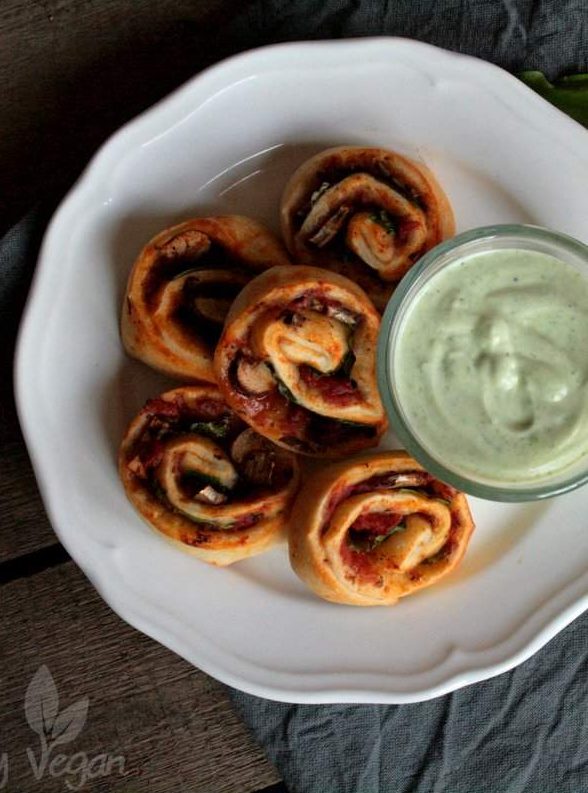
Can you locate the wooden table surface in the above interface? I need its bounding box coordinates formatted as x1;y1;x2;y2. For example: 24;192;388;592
1;1;285;790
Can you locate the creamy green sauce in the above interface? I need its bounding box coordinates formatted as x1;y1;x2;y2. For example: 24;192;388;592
394;249;588;484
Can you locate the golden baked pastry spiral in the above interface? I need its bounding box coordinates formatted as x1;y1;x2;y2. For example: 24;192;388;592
122;215;290;382
281;147;455;310
289;451;474;605
119;385;301;565
214;265;387;457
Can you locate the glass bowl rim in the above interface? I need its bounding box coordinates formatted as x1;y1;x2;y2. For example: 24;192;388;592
376;223;588;502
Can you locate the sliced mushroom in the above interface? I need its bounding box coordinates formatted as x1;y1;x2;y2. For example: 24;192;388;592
392;472;431;488
231;428;264;465
154;269;248;355
300;173;412;240
236;357;276;395
185;269;249;325
159;229;211;259
310;181;332;205
308;205;351;247
326;305;358;326
231;429;294;489
156;435;239;521
299;173;429;279
195;485;228;505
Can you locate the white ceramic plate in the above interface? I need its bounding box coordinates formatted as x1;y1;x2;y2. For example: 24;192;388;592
16;38;588;704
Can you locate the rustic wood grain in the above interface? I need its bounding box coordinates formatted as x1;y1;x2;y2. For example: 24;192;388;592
0;561;281;792
0;440;59;561
0;0;254;230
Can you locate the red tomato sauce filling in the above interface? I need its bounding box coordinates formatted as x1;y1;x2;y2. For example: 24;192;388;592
350;510;404;537
127;396;235;480
298;365;358;405
339;542;381;583
321;473;461;579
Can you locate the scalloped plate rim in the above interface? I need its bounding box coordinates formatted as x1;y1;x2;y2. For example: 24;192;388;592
15;37;588;704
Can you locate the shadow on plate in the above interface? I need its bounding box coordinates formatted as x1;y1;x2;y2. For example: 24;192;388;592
99;357;175;463
431;499;550;594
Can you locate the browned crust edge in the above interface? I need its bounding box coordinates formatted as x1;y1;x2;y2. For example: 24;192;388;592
118;384;301;566
213;265;388;457
121;215;291;383
288;450;474;605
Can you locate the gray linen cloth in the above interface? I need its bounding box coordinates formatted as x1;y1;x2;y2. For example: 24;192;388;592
231;617;588;792
228;0;588;78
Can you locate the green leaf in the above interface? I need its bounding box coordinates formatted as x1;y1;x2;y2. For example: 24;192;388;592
371;522;406;548
350;522;406;552
189;417;230;439
276;377;300;404
369;209;396;235
519;71;588;128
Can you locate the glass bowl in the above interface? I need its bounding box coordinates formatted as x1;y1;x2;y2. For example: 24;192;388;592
377;224;588;501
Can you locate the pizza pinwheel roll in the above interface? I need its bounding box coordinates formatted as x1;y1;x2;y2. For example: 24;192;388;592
119;385;301;566
214;266;387;457
121;216;290;383
289;451;474;605
281;147;455;310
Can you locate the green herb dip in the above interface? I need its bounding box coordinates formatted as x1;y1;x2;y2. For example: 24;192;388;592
394;248;588;483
